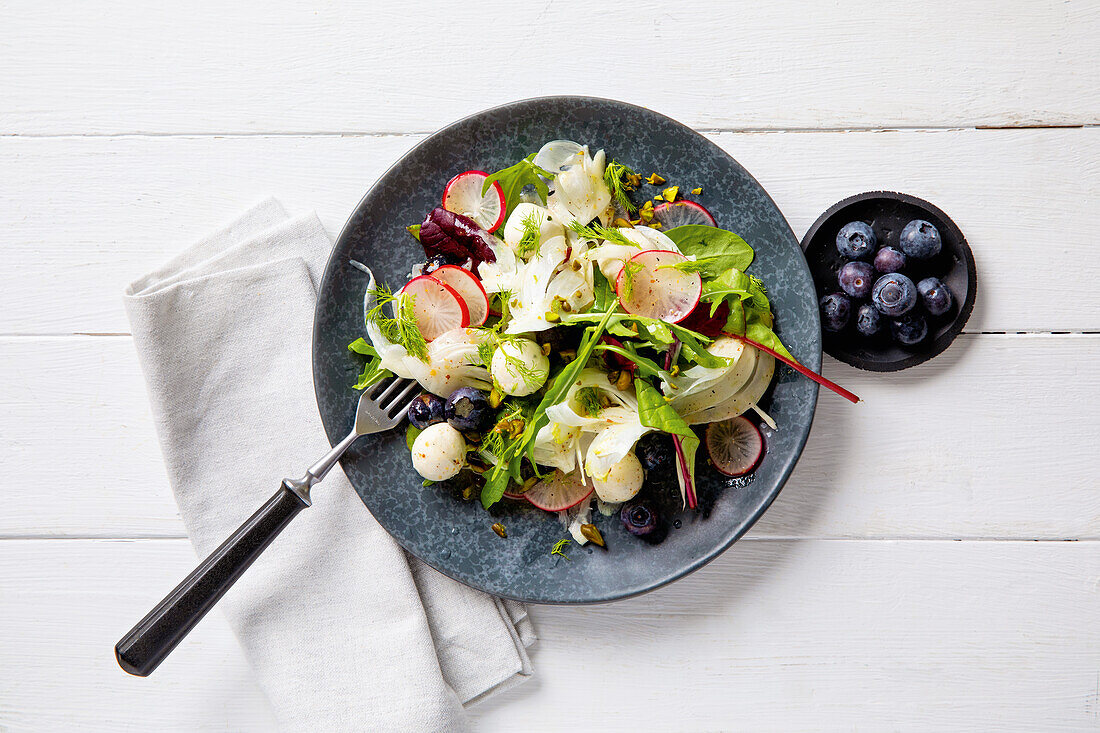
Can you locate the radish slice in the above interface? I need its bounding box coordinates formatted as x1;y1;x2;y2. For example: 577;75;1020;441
525;471;594;512
705;416;764;477
654;200;717;228
429;265;489;327
442;170;506;233
615;249;702;323
400;275;469;341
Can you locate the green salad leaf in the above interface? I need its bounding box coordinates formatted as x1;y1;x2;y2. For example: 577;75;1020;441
483;154;551;222
665;225;754;276
348;338;392;390
634;378;699;504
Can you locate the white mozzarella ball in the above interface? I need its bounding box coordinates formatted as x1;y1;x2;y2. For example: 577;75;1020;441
411;423;466;481
491;339;549;397
590;450;645;504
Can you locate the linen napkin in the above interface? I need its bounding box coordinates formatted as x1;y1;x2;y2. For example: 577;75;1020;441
123;199;535;732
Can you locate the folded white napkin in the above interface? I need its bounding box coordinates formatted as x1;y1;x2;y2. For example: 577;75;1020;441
124;200;535;732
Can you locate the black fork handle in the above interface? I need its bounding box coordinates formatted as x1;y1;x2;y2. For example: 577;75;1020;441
115;482;310;676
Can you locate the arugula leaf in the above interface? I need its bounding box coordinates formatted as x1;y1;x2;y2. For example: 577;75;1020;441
482;154;551;222
592;268;616;312
348;338;391;390
348;337;376;357
664;225;754;276
745;321;795;362
594;343;668;379
634;378;699;505
700;268;753;315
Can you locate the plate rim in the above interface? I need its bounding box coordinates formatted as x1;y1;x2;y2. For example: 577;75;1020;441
312;95;821;604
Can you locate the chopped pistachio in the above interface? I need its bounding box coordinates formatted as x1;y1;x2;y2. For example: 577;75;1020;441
691;187;703;195
580;523;605;547
488;387;503;408
638;200;655;223
522;474;539;490
615;370;632;392
559;349;577;361
645;173;666;185
606;369;621;385
625;172;643;188
670;364;680;376
611;217;633;228
540;342;552;356
491;522;507;538
544;311;560;323
462;484;477;500
660;185;679;202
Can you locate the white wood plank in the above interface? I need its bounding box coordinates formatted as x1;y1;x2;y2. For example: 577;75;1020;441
0;539;276;732
2;538;1096;732
1;0;1097;135
3;333;1098;539
1;127;1097;334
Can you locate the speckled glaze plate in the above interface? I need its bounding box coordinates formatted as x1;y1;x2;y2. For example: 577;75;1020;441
313;97;820;604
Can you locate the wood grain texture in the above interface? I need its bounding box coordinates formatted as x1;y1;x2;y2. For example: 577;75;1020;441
2;538;1097;732
1;127;1098;334
1;0;1098;135
4;333;1097;539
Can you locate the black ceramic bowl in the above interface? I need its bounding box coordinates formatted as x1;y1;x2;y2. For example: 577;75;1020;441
313;97;821;603
801;191;976;371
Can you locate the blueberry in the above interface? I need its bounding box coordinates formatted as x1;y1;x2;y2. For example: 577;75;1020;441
871;273;917;317
873;246;907;274
422;253;450;274
408;393;446;429
819;293;851;332
891;313;929;345
636;432;673;472
899;219;942;259
917;277;953;316
838;261;875;299
621;503;659;537
855;304;883;336
444;387;492;432
836;221;877;260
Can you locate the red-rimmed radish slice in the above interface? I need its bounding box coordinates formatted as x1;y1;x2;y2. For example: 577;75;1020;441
524;471;594;512
502;487;528;501
615;249;702;323
653;200;717;228
400;275;469;341
442;170;506;233
429;265;489;327
705;416;764;477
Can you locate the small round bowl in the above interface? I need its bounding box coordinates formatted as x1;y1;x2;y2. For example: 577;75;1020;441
801;191;976;371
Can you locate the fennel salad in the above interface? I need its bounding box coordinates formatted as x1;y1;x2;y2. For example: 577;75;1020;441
348;140;853;549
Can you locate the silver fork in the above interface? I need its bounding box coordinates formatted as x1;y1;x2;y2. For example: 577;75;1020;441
115;377;420;677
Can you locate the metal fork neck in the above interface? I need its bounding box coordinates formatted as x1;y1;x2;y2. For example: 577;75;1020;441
284;429;360;505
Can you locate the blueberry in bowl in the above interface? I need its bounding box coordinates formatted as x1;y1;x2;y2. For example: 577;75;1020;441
917;277;953;317
855;304;883;337
899;219;942;259
835;221;876;260
838;261;875;299
800;191;976;371
819;293;851;332
891;313;929;346
871;273;918;317
873;246;906;274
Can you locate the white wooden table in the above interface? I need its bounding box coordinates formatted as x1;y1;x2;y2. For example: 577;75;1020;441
2;2;1099;730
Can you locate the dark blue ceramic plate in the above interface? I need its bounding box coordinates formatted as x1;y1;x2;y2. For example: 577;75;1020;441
313;97;820;604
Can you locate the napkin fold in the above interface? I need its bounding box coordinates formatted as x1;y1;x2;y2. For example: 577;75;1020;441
124;200;534;732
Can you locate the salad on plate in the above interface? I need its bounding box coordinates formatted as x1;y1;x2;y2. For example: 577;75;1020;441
348;140;856;548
